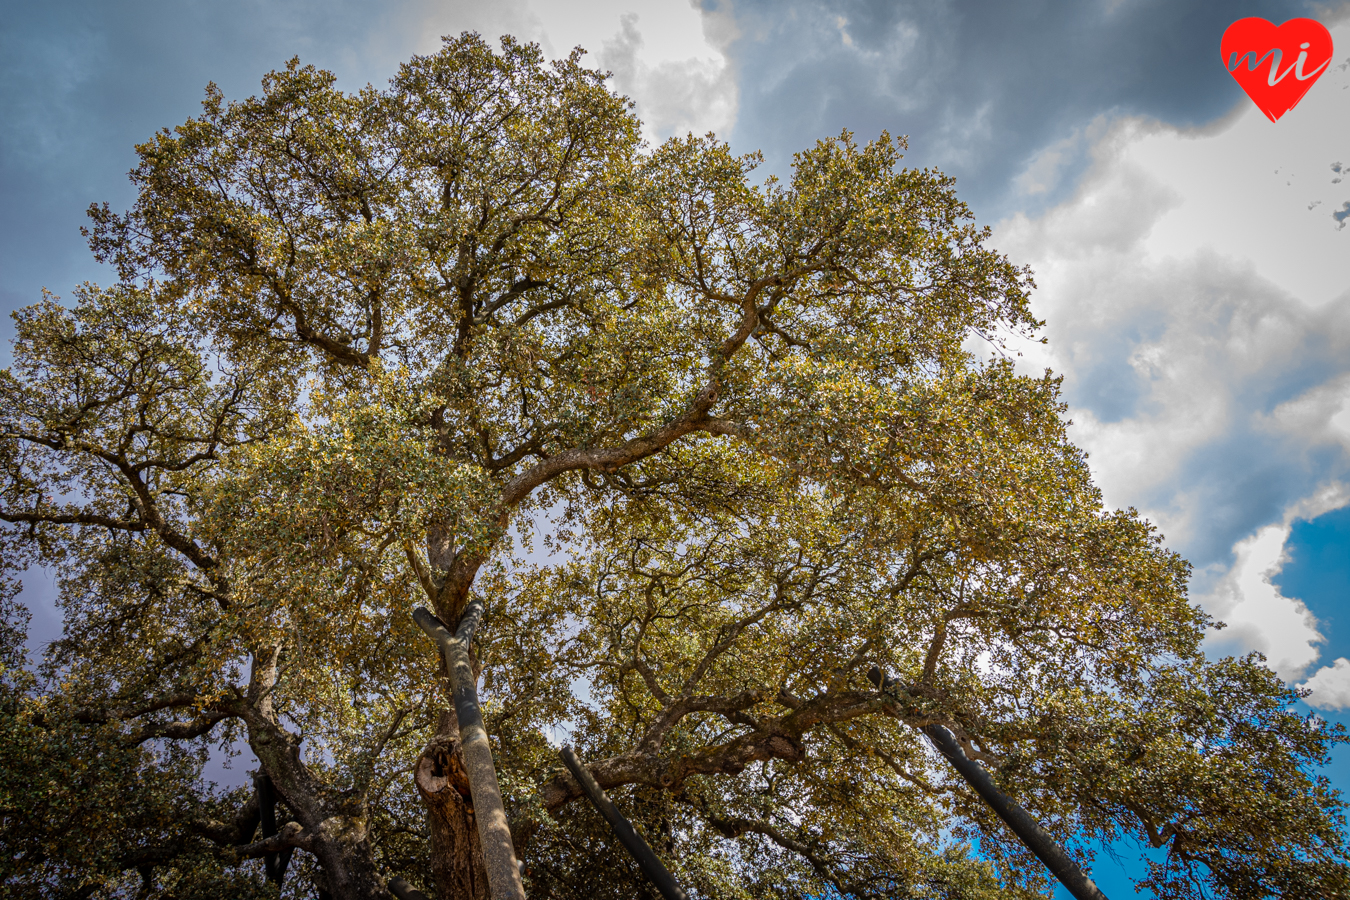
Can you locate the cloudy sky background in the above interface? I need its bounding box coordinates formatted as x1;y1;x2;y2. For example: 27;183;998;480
3;1;1349;892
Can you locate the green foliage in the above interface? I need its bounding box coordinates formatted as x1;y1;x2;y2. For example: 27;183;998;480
1;31;1345;900
0;595;272;898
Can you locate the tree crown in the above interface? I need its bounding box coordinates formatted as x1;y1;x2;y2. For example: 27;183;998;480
1;32;1344;900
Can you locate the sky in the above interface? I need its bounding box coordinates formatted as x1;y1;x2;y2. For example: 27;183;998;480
3;1;1349;894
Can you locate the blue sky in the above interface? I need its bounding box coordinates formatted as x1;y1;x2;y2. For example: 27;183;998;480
3;1;1350;894
1279;507;1350;662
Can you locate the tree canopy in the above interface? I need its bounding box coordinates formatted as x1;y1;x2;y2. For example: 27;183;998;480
2;33;1346;900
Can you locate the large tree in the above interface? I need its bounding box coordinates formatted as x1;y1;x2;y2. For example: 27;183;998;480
2;33;1346;900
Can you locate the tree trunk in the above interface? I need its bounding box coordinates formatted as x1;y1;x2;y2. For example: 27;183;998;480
251;731;393;900
305;823;392;900
418;529;514;899
247;646;393;900
416;710;490;900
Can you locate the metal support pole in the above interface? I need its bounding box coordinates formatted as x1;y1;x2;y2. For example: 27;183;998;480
560;745;689;900
253;773;294;885
869;667;1107;900
414;602;526;900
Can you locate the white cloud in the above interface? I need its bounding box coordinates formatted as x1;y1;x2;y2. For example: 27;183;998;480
411;0;737;142
1265;371;1350;453
599;11;738;141
1301;657;1350;711
993;20;1350;681
1010;114;1119;200
1200;519;1322;682
1137;84;1350;308
1194;479;1350;682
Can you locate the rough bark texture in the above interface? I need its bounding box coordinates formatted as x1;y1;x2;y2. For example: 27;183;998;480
416;710;489;900
418;521;500;900
245;646;392;900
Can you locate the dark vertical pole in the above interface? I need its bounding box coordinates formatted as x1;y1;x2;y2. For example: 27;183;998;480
868;667;1108;900
560;745;689;900
253;773;293;885
414;603;527;900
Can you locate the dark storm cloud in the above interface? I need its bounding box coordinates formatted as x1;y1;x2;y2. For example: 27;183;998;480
707;0;1324;218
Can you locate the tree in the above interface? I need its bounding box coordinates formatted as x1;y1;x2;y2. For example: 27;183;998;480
1;32;1346;900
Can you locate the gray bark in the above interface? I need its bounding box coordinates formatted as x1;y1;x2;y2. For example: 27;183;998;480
414;603;526;900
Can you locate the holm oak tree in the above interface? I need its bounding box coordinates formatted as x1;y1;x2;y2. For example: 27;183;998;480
2;33;1346;900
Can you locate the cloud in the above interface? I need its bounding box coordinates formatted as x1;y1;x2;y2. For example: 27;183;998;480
472;1;738;143
1199;488;1350;681
1300;657;1350;710
705;0;1332;216
989;17;1350;679
995;120;1350;562
1204;524;1322;680
600;12;738;141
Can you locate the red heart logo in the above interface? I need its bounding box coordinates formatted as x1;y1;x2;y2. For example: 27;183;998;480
1221;18;1334;121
